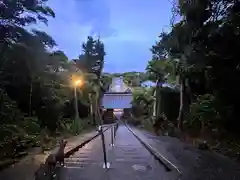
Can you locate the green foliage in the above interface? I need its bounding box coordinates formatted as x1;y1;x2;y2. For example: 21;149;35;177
108;72;148;87
146;59;167;82
122;72;147;87
156;87;180;121
0;117;41;159
101;73;113;91
73;36;107;125
144;0;240;136
132;87;155;116
0;0;105;161
21;117;42;135
0;89;24;124
187;94;221;129
74;36;105;78
0;0;55;52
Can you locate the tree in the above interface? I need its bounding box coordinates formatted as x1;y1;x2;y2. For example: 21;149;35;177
174;0;240;132
75;36;105;77
132;87;155;116
0;0;84;159
147;0;240;135
48;50;69;72
74;36;106;125
0;0;55;58
117;72;148;87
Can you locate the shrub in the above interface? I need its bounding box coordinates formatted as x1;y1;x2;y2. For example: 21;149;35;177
156;87;180;121
186;94;221;131
0;89;24;125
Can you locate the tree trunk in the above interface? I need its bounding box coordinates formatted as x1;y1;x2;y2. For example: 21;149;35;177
155;79;162;118
177;76;186;130
28;83;32;116
153;89;157;117
88;93;95;125
96;100;101;124
92;91;102;126
92;93;98;126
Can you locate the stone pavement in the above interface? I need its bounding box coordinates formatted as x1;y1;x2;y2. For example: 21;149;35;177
0;127;106;180
107;125;175;180
131;127;240;180
57;126;113;180
51;125;176;180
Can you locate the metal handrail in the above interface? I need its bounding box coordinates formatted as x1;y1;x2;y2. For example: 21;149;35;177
97;122;119;169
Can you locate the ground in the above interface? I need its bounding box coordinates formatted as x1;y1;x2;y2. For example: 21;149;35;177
1;123;240;180
138;128;240;180
35;125;176;180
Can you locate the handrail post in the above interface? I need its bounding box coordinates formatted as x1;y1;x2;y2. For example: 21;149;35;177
100;125;109;169
111;125;114;147
114;123;118;138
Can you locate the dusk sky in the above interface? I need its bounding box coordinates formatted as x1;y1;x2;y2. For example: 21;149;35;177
38;0;173;73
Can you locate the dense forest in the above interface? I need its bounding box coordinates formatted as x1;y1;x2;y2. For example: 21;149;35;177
129;0;240;159
0;0;113;162
1;0;240;164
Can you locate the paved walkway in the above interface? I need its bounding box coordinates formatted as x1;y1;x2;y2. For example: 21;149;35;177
108;125;174;180
0;128;102;180
57;127;113;180
131;127;240;180
50;125;175;180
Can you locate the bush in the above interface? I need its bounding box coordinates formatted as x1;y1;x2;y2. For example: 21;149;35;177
0;120;40;160
36;96;63;132
156;87;180;121
58;118;91;135
21;117;41;134
131;104;144;117
186;94;221;130
0;88;93;160
0;89;24;125
63;99;90;119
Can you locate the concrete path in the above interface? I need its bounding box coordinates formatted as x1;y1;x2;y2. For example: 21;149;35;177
4;124;239;180
0;128;105;180
108;125;175;180
131;127;240;180
55;126;113;180
46;125;175;180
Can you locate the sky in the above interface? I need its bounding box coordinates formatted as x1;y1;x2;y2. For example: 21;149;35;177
38;0;173;73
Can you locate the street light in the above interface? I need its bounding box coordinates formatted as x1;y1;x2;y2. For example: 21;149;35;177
73;79;82;120
75;80;82;86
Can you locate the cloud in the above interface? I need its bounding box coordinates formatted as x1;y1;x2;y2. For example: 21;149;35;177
104;40;152;72
37;0;117;58
73;0;117;37
38;0;173;73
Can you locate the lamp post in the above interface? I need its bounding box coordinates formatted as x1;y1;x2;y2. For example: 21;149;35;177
74;79;82;120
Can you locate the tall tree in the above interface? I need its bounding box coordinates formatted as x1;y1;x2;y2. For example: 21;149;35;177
74;36;106;125
149;0;240;133
75;36;105;77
